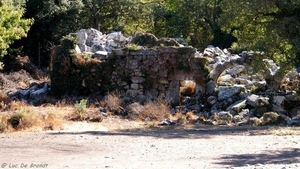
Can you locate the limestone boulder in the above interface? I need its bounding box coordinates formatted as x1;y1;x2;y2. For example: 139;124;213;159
217;111;233;124
226;99;247;115
217;85;245;100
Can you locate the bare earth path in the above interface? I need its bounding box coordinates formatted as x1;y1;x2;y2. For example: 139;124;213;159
1;120;300;169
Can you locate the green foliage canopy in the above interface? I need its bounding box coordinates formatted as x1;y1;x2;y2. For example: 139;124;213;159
220;0;300;69
0;0;33;59
21;0;84;66
4;0;300;80
152;0;236;49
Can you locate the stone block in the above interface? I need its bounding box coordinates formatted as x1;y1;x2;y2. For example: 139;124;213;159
218;85;245;100
127;59;139;69
126;89;140;97
131;83;139;90
131;77;145;83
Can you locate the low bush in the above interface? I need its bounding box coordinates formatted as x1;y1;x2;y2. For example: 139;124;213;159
71;99;88;121
125;44;140;51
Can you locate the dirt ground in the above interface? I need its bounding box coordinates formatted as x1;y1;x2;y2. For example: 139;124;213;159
1;117;300;169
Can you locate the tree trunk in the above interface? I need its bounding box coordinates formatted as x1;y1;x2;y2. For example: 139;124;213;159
93;17;100;31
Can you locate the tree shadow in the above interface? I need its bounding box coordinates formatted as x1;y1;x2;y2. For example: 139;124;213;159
48;125;300;139
215;148;300;167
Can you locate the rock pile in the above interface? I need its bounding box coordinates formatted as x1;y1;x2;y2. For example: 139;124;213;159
75;28;129;58
8;82;50;106
121;45;300;126
164;46;300;126
74;29;188;58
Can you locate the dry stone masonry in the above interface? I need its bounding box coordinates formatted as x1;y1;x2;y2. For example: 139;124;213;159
11;28;300;126
49;29;209;106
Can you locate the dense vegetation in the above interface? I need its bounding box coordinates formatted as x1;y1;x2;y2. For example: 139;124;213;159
1;0;300;73
0;0;33;68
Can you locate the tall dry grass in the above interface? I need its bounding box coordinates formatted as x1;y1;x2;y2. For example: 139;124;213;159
138;99;171;121
0;100;73;132
106;92;123;114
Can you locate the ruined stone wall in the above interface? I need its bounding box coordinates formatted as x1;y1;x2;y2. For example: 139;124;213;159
111;47;208;105
51;45;209;105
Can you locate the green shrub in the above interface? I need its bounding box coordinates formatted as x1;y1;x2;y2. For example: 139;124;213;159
125;44;140;51
74;99;88;120
60;35;78;54
131;33;158;47
251;85;263;94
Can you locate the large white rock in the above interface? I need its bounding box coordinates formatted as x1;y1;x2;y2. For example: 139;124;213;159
73;29;129;55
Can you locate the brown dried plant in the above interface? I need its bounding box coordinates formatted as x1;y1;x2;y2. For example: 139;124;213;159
138;99;171;121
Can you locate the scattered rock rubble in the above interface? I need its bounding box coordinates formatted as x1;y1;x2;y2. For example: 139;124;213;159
123;46;300;126
74;28;188;58
75;28;129;57
8;29;300;126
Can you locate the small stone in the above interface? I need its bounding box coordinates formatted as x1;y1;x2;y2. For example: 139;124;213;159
131;83;139;90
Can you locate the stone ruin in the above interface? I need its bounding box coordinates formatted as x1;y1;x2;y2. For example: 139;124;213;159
10;28;300;126
51;28;209;106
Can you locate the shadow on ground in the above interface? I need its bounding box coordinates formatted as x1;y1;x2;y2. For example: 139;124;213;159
215;148;300;167
48;125;300;139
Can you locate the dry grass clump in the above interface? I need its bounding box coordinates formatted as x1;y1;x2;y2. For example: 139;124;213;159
71;54;91;65
105;92;123;114
4;105;41;131
171;111;206;125
270;127;300;136
13;108;39;130
186;111;200;124
0;100;73;132
35;105;73;130
180;80;196;96
0;95;105;133
0;91;11;111
0;113;9;132
138;100;171;121
172;112;188;125
65;99;103;122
